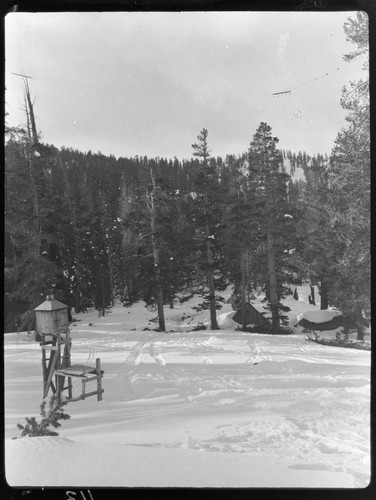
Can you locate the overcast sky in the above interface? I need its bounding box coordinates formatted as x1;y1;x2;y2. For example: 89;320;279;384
5;11;367;160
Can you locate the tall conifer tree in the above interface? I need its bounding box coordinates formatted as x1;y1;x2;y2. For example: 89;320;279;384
248;123;290;333
325;12;370;338
191;129;227;330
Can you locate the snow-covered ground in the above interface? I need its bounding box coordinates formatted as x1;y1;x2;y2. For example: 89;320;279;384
4;285;370;488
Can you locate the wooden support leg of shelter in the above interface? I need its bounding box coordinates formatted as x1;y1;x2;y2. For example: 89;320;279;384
96;358;103;402
34;295;75;400
41;334;47;390
40;331;72;399
43;343;59;398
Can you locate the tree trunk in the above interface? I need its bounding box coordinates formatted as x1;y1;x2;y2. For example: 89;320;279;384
155;273;165;331
24;87;41;257
356;326;365;341
208;268;219;330
320;279;329;310
73;224;82;313
96;263;107;315
267;229;279;334
26;119;41;256
240;250;248;330
150;214;165;331
264;283;270;301
206;224;219;330
169;260;174;309
107;238;115;307
75;294;81;314
148;169;166;332
310;285;316;306
355;308;365;341
343;321;349;342
25;81;39;145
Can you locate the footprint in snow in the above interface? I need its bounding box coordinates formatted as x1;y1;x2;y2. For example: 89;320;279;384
125;355;136;365
181;434;198;449
155;354;166;366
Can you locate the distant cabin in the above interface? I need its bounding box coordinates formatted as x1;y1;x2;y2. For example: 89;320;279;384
232;302;270;329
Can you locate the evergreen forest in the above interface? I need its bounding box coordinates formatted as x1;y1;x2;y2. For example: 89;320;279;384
4;12;370;339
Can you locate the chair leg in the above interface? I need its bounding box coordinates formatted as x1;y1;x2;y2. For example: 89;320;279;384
96;358;103;401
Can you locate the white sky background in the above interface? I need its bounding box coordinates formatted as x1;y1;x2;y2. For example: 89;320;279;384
5;11;367;160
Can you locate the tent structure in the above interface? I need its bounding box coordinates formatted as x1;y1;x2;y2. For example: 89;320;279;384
295;310;369;332
232;303;270;329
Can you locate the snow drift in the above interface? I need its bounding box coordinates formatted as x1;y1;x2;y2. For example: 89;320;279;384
4;285;371;488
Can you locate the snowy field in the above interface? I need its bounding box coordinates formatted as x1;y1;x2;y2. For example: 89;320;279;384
4;286;370;488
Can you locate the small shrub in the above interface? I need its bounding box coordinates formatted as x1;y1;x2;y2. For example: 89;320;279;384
192;295;224;313
236;324;270;333
179;293;194;304
98;306;112;318
242;325;292;335
14;395;70;439
192;322;207;331
307;336;371;351
276;326;293;335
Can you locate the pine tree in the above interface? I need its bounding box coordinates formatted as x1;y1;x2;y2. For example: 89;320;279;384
295;154;340;309
15;396;70;438
158;180;197;309
58;150;95;313
145;163;166;331
221;155;261;329
325;12;370;339
248;123;291;333
119;157;196;329
4;99;59;331
191;129;227;330
119;178;145;305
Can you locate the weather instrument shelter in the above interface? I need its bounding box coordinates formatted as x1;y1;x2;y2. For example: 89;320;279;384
34;296;104;402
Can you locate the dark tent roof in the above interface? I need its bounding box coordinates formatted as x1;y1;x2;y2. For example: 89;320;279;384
232;302;270;327
297;315;369;331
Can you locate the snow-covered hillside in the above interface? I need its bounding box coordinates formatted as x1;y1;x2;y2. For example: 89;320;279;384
4;285;370;488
